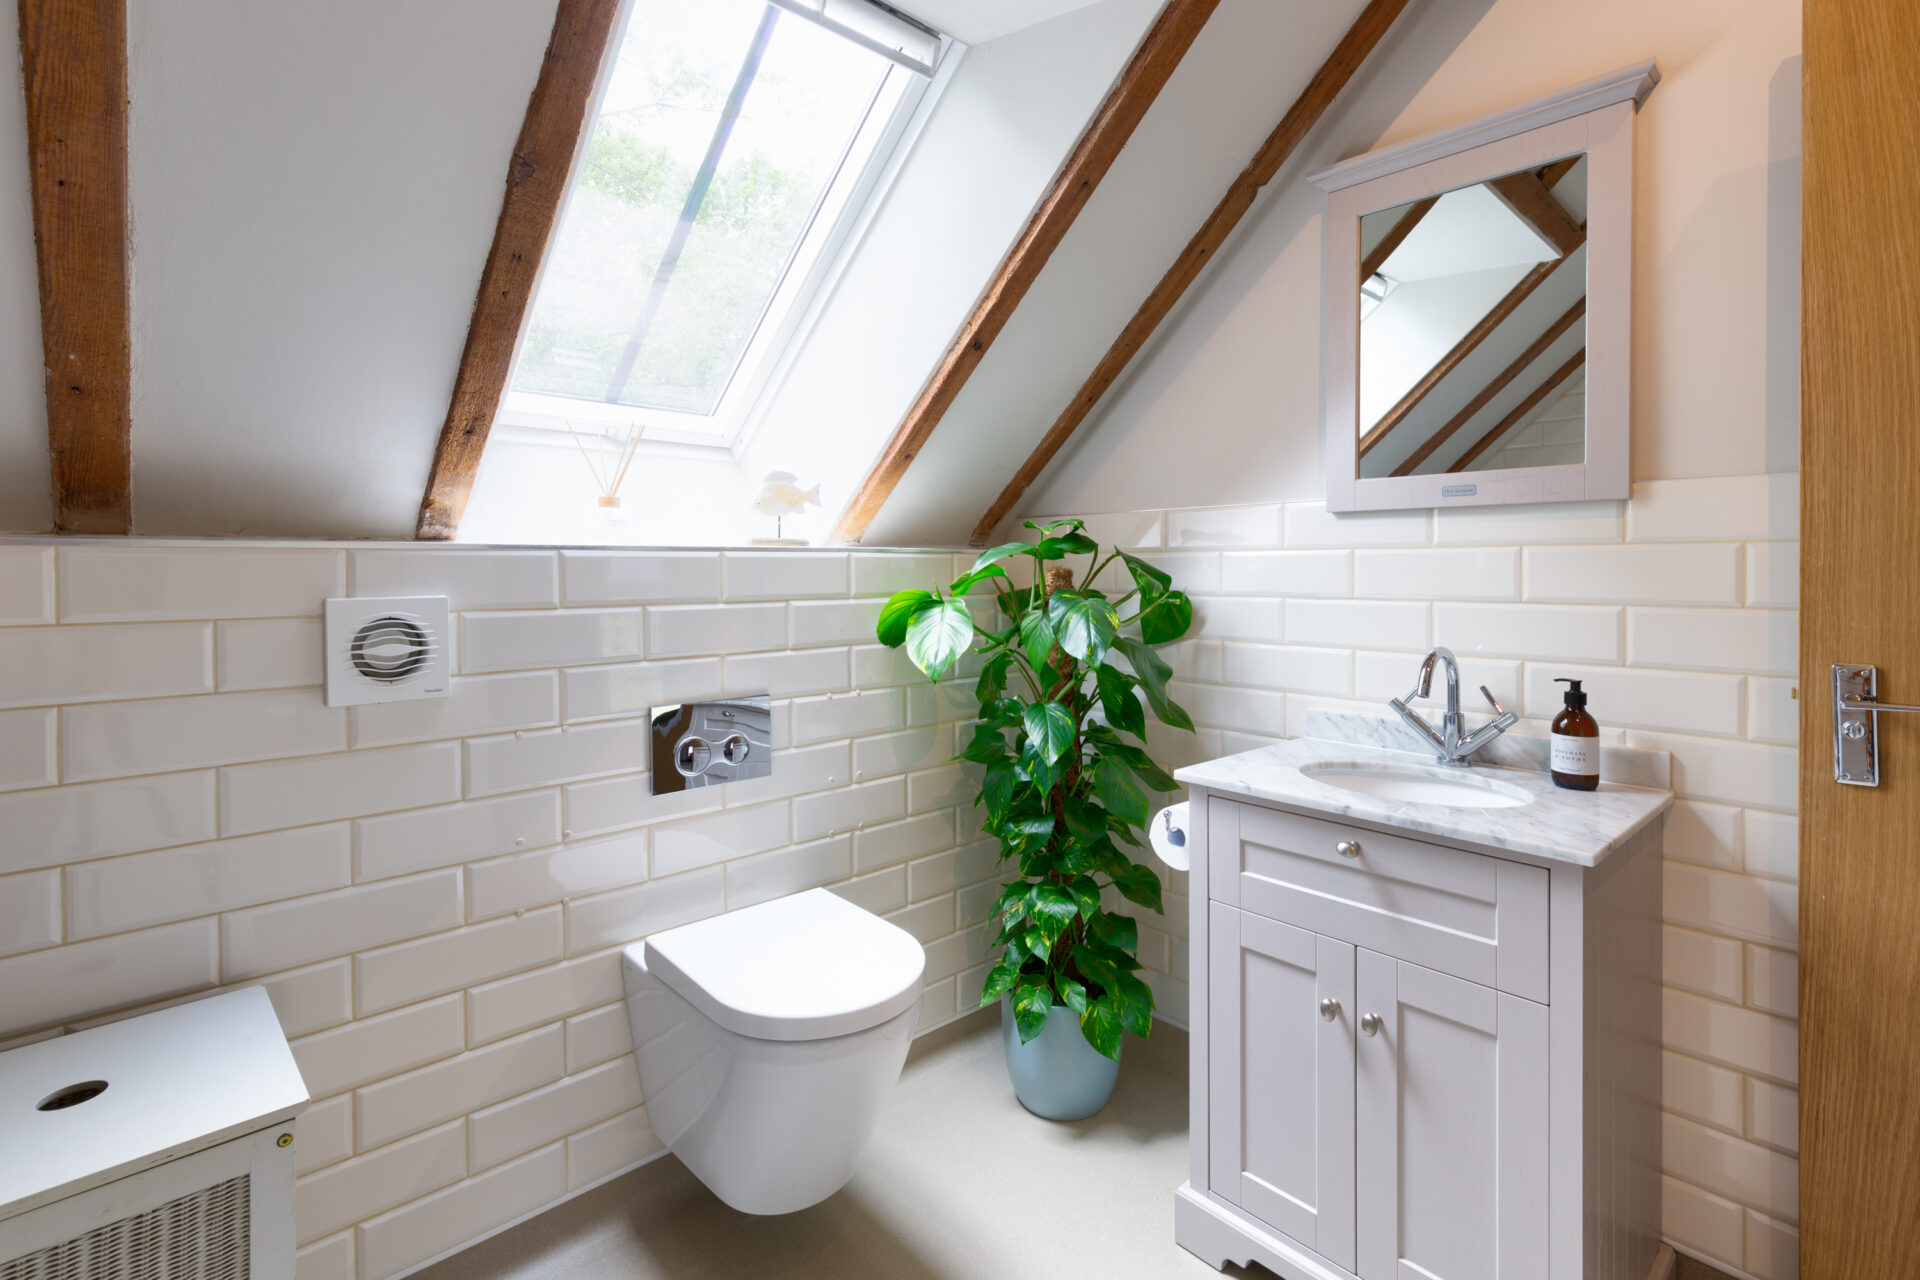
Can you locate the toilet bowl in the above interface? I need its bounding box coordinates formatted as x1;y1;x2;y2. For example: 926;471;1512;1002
622;888;925;1215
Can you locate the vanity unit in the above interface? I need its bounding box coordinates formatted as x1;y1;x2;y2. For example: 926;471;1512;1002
1171;731;1671;1280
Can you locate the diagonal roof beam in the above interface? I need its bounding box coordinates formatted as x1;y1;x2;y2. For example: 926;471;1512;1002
1486;170;1582;256
416;0;623;541
1449;346;1585;472
19;0;132;534
828;0;1223;545
971;0;1419;546
1359;194;1437;281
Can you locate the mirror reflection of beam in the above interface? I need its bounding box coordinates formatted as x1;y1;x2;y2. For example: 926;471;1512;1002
1390;296;1586;476
1359;195;1439;281
1448;347;1586;473
1484;171;1584;256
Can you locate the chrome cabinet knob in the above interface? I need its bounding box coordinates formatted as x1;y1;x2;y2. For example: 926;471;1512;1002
1319;997;1341;1022
1336;840;1363;859
1360;1013;1384;1038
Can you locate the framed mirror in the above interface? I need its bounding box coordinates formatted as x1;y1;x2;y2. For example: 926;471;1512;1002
1313;63;1659;513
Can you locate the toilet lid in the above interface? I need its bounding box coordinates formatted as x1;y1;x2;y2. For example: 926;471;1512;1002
642;888;927;1042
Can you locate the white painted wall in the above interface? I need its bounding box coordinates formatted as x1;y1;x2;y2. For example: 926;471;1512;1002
0;0;51;534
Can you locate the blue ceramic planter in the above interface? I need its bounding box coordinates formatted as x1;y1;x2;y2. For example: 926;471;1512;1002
1000;998;1121;1121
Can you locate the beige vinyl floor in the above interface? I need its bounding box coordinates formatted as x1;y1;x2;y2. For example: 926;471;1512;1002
415;1010;1260;1280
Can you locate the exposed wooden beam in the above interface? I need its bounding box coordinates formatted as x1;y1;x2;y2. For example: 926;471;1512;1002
971;0;1418;546
1537;154;1581;189
1390;295;1586;476
1448;346;1585;472
1357;233;1583;457
828;0;1223;545
1486;170;1583;256
415;0;623;541
19;0;131;534
1359;194;1437;281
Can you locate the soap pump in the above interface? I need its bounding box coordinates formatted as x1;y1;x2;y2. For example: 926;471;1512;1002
1550;678;1600;791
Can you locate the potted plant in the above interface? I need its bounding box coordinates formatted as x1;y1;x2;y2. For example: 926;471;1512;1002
874;519;1195;1120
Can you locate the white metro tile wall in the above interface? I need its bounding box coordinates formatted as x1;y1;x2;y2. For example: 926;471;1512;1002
0;541;1127;1280
1029;473;1802;1279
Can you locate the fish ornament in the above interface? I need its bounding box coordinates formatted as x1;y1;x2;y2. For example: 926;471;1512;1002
750;472;821;543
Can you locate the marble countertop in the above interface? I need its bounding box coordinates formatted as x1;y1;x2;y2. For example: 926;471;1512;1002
1175;733;1672;868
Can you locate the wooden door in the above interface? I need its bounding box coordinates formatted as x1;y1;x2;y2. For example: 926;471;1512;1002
1800;0;1920;1272
1208;903;1356;1271
1353;949;1548;1280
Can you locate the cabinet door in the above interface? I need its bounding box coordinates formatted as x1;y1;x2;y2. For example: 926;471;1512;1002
1354;950;1549;1280
1209;903;1356;1270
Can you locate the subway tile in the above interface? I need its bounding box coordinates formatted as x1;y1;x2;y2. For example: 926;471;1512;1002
216;618;323;692
1747;677;1798;746
558;550;720;605
1662;1111;1798;1218
0;870;60;958
649;603;787;657
1284;599;1428;651
1747;1078;1798;1155
1666;861;1797;946
0;772;217;873
223;742;460;836
1434;500;1622;545
561;772;719;839
465;720;648;797
1522;543;1742;606
560;657;722;722
852;724;953;780
1628;608;1797;676
1222;644;1351;696
727;836;851;908
356;792;561;882
564;1004;631;1074
351;671;556;747
1744;1209;1799;1280
1663;800;1744;871
923;923;990;982
791;688;906;744
295;1094;354;1175
1661;1175;1745;1271
0;621;211;708
0;919;217;1036
349;550;558;610
355;1143;566;1280
722;552;848;601
1168;680;1286;738
905;679;972;727
465;831;648;921
461;609;642;673
223;870;462;982
723;647;850;698
64;688;346;780
1356;548;1518;600
260;959;355;1037
787;599;881;649
853;811;953;873
907;840;997;902
1165;505;1283;548
296;1119;466;1245
1156;639;1223;684
651;801;790;877
1126;551;1221;596
1663;925;1744;1002
850;644;920;689
1031;510;1163;551
1191;596;1282;643
295;1233;353;1280
68;825;351;938
852;553;954;597
1627;473;1798;543
1663;1049;1745;1133
292;995;465;1099
1353;650;1519;709
467;952;624;1046
1743;811;1798;882
918;975;960;1029
888;896;955;944
1218;550;1350;596
0;547;53;623
60;547;343;621
565;868;726;955
356;908;563;1016
832;866;908;916
1628;731;1797;811
1283;502;1431;548
1663;988;1797;1084
0;708;55;791
793;777;905;842
1434;602;1620;663
1521;663;1744;737
356;1025;565;1149
1745;944;1797;1018
1744;541;1798;608
567;1108;662;1190
906;763;972;814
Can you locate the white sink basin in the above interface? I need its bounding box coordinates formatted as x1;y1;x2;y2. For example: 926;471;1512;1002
1299;760;1532;809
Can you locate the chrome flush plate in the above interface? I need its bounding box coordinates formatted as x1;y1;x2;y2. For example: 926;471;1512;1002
1833;664;1879;786
651;696;773;794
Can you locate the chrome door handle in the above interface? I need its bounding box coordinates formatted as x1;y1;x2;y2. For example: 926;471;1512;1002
1319;998;1341;1022
1336;840;1363;859
1833;664;1919;786
1842;693;1920;714
1360;1013;1384;1037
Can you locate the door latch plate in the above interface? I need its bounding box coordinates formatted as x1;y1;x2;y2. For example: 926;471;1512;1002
1834;663;1879;786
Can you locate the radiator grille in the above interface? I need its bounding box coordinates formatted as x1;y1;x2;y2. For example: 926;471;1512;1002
2;1174;249;1280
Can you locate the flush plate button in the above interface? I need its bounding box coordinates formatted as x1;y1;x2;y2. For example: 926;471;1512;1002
652;696;772;794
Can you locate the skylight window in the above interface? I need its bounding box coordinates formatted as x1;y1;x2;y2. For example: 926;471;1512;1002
504;0;941;445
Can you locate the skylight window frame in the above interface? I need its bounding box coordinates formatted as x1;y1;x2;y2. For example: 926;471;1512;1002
497;1;956;458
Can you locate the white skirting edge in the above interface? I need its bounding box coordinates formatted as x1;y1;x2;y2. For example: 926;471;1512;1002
1174;1181;1348;1280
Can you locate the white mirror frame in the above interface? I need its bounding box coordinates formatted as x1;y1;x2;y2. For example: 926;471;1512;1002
1313;61;1660;513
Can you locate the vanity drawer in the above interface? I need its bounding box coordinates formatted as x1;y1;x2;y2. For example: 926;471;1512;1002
1207;798;1549;1003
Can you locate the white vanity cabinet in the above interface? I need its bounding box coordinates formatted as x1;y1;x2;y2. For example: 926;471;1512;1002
1175;779;1666;1280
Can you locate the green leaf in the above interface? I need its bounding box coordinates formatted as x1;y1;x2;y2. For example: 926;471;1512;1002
974;541;1036;572
1073;943;1122;992
1114;971;1155;1037
1023;518;1086;534
1062;795;1107;846
949;563;1009;596
1066;874;1103;919
1029;883;1079;930
981;759;1016;820
1115;637;1194;732
1018;610;1057;673
1118;550;1172;598
1031;532;1098;560
1138;589;1194;645
1012;981;1053;1044
1109;862;1164;913
1094;755;1150;828
1079;999;1123;1061
1088;910;1138;955
876;590;935;648
1057;976;1090;1017
960;722;1011;765
1022;700;1075;765
1047;592;1120;662
904;599;974;680
1019;738;1064;797
975;651;1012;703
1094;662;1147;738
978;954;1023;1007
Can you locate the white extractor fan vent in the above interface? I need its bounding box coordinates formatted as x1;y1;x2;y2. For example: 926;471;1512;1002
323;596;450;707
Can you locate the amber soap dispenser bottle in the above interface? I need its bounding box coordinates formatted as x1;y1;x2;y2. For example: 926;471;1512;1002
1550;678;1600;791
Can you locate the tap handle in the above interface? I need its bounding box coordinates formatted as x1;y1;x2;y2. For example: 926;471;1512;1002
1479;685;1507;715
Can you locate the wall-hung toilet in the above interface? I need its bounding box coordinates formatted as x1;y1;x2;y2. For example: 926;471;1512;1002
622;888;925;1214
